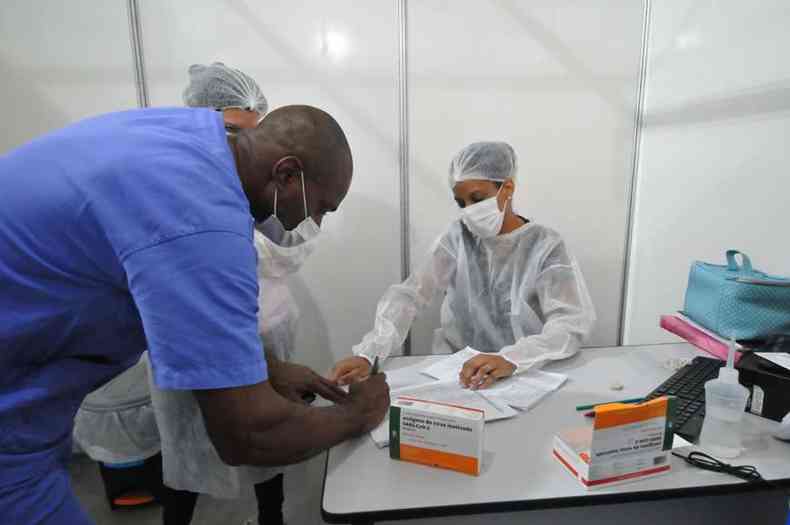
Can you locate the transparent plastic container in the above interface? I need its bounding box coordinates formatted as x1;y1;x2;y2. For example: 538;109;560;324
698;365;749;458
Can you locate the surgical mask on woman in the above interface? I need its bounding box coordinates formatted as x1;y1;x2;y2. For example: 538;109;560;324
255;171;321;278
460;186;507;239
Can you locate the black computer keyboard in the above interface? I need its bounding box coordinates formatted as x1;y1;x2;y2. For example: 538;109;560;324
645;356;724;442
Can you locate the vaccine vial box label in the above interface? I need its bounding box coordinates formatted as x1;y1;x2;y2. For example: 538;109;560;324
553;396;676;489
389;396;484;476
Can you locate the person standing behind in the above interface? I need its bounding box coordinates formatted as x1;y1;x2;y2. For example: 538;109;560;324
182;62;269;132
151;62;313;525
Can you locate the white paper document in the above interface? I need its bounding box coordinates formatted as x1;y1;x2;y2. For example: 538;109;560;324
370;419;391;448
672;434;694;449
420;347;481;381
383;362;436;391
421;350;568;410
369;353;568;448
482;370;568;410
755;352;790;372
394;380;517;422
369;380;517;448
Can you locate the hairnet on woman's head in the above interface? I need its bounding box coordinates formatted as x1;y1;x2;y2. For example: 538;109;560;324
182;62;268;115
448;141;518;188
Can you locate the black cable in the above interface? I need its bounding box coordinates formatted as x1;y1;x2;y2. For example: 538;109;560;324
671;451;764;482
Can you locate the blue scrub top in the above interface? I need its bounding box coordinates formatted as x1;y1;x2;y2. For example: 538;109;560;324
0;108;266;491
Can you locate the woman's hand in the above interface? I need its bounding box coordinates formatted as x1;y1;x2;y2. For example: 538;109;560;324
329;356;373;386
459;355;516;390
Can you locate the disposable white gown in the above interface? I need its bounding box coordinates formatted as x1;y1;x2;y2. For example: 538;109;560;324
150;228;300;498
353;220;596;372
73;353;160;464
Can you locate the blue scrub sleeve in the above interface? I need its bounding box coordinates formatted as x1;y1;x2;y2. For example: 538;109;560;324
0;468;93;525
123;231;267;390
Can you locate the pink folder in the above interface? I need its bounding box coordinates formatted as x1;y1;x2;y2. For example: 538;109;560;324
660;314;743;364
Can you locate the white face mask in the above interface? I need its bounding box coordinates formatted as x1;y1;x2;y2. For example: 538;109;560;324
254;171;321;278
460;187;506;239
254;222;315;278
273;170;322;244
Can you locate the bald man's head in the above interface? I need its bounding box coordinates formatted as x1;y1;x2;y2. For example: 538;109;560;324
231;105;353;228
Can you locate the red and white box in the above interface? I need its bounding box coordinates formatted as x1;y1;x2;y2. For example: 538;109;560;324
553;397;677;489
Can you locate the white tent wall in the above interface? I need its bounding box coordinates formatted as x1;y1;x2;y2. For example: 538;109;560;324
406;1;645;352
136;0;647;365
622;0;790;345
0;0;644;370
0;1;138;153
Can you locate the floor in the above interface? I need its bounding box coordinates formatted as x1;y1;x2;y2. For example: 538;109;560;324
68;452;790;525
70;453;329;525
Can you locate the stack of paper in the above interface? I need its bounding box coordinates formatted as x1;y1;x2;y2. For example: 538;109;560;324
369;348;568;448
755;352;790;371
381;361;436;391
392;381;517;421
421;347;481;382
482;370;567;410
370;381;517;448
420;346;567;411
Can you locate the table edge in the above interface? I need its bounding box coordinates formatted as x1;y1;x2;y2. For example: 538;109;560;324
321;465;789;524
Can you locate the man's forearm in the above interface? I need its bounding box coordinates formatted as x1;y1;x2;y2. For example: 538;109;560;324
196;381;364;468
241;402;363;466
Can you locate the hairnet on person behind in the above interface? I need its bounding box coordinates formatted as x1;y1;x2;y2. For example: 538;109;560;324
448;141;518;188
182;62;268;114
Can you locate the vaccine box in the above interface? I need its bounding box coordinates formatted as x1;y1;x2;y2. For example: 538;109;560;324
389;396;484;476
553;397;676;489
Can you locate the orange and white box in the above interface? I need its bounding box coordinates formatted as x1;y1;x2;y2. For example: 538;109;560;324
553;397;677;489
389;396;484;476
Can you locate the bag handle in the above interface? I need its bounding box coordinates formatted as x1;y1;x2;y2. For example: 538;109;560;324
726;250;753;273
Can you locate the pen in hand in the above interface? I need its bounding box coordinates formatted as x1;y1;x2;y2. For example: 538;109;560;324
370;356;380;376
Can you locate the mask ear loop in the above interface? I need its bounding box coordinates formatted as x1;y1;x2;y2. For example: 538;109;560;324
300;171;309;221
272;161;306;221
502;180;514;212
494;183;509;212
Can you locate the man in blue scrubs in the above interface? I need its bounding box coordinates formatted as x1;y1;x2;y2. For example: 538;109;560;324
0;105;390;524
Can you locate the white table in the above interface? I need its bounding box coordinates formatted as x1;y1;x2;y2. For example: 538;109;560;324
322;344;790;524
